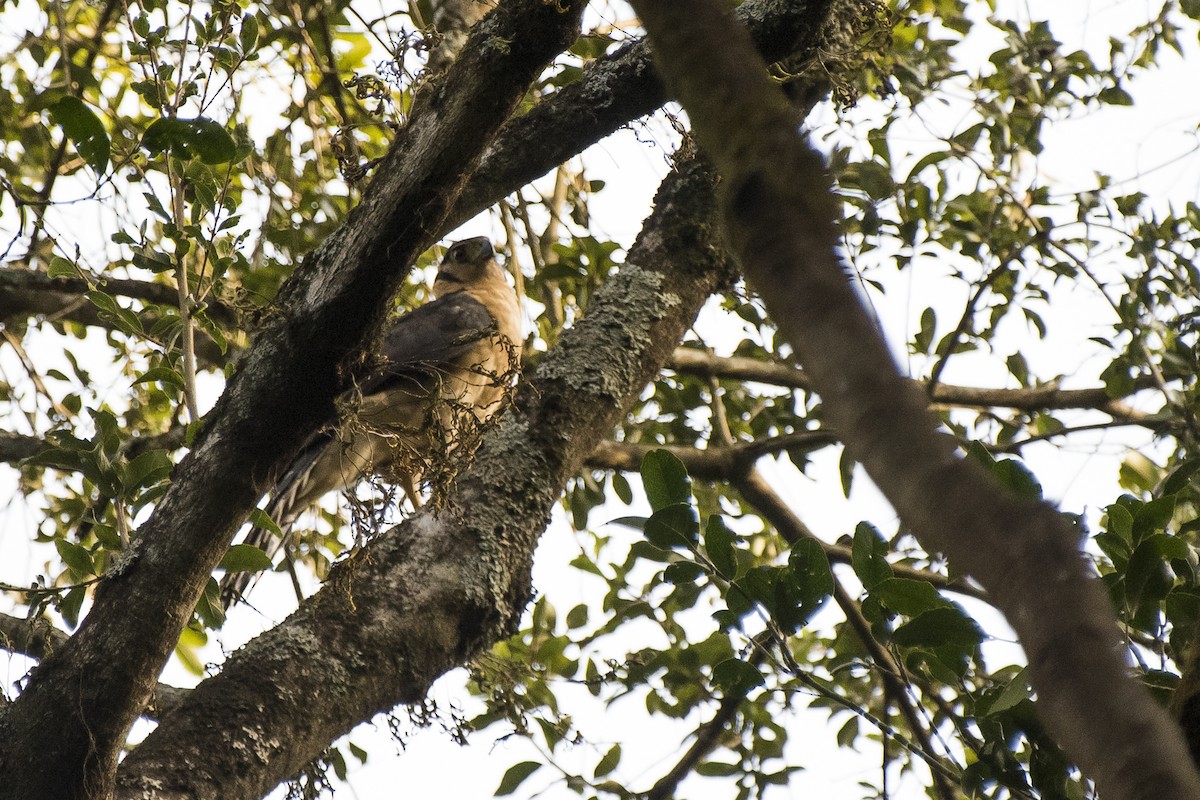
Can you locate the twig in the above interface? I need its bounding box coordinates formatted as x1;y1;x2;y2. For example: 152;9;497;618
0;329;72;420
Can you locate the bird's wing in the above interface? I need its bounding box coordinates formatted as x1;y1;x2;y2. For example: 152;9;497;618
357;291;499;397
220;293;501;608
274;292;498;505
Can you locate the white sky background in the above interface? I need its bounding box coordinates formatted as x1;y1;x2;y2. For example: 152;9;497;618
2;0;1200;798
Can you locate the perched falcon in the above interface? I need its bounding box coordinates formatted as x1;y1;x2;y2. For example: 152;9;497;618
220;237;521;607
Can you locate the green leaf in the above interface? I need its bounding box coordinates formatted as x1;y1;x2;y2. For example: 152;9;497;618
836;716;859;747
711;657;765;695
219;543;274;573
915;306;937;354
1133;496;1176;542
593;744;621;779
641;449;691;511
1106;502;1135;544
133;366;186;392
248;508;282;536
143;116;238;164
1161;458;1200;497
851;522;892;588
56;539;96;576
872;577;948;616
239;14;259;53
1098;86;1134;106
612;472;633;505
985;666;1032;715
47;256;77;278
49;96;110;175
697;761;741;777
705;515;737;579
123;448;172;491
663;561;705;584
1126;534;1184;611
60;585;87;627
892;606;984;649
565;603;588;629
195;577;226;628
991;457;1043;499
838;448;855;497
906;149;949;182
495;761;541;796
788;539;834;603
643;503;698;549
86;290;143;335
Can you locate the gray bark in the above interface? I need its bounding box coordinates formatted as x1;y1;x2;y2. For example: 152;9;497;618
114;156;734;799
629;1;1200;798
0;1;586;796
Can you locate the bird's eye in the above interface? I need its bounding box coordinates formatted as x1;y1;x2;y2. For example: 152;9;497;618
447;245;464;262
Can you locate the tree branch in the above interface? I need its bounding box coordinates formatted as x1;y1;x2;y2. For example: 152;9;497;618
642;643;770;800
0;268;232;367
446;0;833;230
731;469;961;798
0;3;589;796
113;155;736;799
0;612;186;720
630;2;1200;797
668;348;1163;420
584;431;837;480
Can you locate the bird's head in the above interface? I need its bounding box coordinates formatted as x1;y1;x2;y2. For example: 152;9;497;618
433;237;500;298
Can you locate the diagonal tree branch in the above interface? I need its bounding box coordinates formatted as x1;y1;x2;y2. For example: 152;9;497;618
0;612;186;719
0;3;588;797
446;0;833;230
733;467;960;798
630;1;1200;798
114;155;737;799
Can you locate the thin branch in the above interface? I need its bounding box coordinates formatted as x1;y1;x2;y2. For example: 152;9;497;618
1;328;72;420
668;348;1163;419
631;1;1200;795
733;467;961;799
585;431;838;480
925;261;1008;397
642;646;768;800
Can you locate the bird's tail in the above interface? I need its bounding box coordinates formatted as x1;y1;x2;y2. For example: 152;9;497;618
217;493;298;610
218;437;331;610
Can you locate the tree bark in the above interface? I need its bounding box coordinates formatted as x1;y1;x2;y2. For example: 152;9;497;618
0;2;585;797
114;155;735;800
629;1;1200;799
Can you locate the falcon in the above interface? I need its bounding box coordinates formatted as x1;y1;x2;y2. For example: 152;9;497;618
220;237;521;607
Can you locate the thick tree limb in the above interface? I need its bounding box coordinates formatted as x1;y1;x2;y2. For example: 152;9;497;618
630;2;1200;798
114;156;736;799
0;3;587;797
446;0;832;230
0;612;185;720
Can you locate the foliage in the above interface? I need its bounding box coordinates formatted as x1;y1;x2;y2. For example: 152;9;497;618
2;0;1200;798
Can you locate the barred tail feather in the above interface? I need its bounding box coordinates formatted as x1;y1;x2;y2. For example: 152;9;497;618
218;434;332;610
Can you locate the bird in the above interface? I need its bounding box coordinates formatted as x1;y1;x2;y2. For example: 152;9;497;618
219;236;522;608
